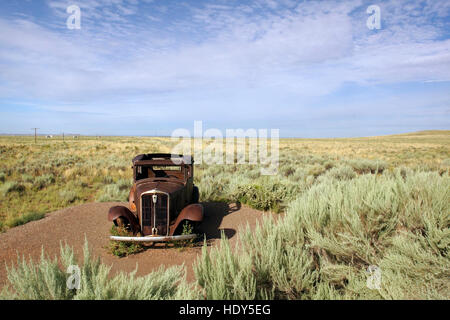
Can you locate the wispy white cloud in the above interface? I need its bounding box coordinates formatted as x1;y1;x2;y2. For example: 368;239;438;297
0;0;449;135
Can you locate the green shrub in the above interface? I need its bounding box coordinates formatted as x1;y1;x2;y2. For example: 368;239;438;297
0;241;198;300
96;183;129;202
229;179;298;212
194;172;450;300
307;164;326;177
280;164;296;177
319;165;356;181
116;178;132;190
198;175;230;202
232;184;277;211
289;168;309;182
347;159;387;174
0;181;25;196
392;166;414;180
108;226;144;257
34;174;55;189
21;174;34;183
59;190;78;204
194;235;262;299
0;172;5;183
5;212;46;228
378;233;449;299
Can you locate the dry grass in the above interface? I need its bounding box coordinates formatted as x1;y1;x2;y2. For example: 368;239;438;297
0;131;449;299
0;132;448;231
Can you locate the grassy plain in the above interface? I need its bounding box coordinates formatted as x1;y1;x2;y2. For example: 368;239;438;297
0;131;448;229
0;131;449;299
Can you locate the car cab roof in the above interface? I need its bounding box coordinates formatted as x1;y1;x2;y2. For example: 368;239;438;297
132;153;193;165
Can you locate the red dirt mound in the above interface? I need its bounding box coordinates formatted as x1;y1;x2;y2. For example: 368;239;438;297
0;202;266;287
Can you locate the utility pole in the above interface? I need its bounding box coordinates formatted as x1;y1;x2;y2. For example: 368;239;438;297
31;128;39;143
62;132;64;142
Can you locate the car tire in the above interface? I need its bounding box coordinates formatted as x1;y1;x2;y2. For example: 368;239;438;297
115;217;129;230
192;186;199;203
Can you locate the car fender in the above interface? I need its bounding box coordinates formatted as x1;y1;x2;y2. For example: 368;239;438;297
128;185;136;212
170;203;204;235
108;205;140;234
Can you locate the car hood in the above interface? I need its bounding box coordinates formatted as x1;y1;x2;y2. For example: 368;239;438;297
135;178;185;197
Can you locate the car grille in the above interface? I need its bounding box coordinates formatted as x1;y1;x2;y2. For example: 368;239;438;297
141;193;169;236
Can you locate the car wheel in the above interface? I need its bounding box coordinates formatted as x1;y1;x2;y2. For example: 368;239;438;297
115;217;129;230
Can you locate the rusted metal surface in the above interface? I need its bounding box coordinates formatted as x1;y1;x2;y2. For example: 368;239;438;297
107;205;141;234
107;154;203;240
170;203;204;235
132;153;192;165
128;185;136;212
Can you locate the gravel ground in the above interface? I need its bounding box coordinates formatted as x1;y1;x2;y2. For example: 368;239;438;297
0;201;266;287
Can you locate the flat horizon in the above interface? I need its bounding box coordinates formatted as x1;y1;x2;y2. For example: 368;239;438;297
1;129;449;140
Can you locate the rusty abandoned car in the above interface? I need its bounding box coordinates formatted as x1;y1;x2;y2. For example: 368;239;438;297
108;154;203;242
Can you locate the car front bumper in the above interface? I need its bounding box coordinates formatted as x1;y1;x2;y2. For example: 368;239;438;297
110;234;197;242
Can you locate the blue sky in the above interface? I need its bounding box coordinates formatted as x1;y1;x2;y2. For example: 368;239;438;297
0;0;449;137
